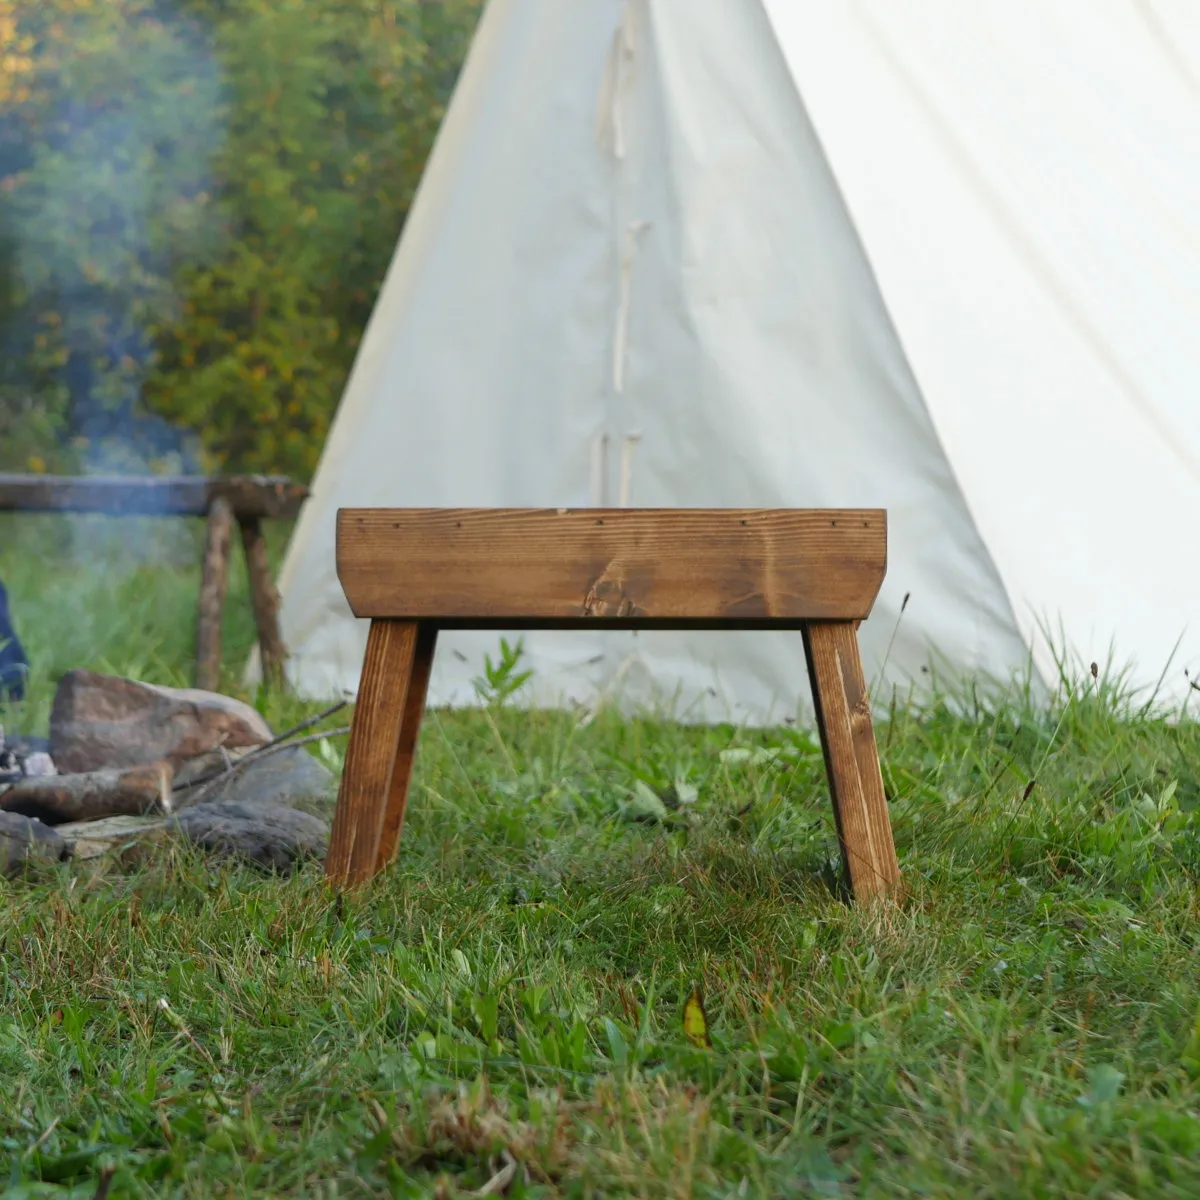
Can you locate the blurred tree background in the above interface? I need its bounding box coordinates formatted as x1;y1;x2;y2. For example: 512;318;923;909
0;0;482;479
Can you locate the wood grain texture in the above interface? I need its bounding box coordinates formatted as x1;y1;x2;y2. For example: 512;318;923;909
0;473;307;519
239;516;288;689
374;623;437;873
803;620;901;901
195;497;234;692
325;620;421;887
337;508;886;626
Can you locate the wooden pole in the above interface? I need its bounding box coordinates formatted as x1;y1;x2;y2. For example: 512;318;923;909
195;496;234;691
239;516;288;690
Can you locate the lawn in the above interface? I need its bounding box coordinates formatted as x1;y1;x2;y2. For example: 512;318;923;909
3;513;1200;1198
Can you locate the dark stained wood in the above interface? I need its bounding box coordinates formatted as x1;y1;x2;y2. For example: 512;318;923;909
803;620;901;901
0;473;307;519
239;516;288;690
374;623;437;873
325;620;422;887
337;508;886;627
195;497;234;692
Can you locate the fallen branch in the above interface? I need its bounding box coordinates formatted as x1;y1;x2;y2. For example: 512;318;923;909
256;699;348;755
176;700;348;795
182;726;351;800
245;725;350;757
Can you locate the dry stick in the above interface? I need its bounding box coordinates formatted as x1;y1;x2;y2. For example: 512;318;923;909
259;699;349;751
91;1166;116;1200
186;727;351;799
475;1152;518;1197
229;726;349;765
175;700;349;794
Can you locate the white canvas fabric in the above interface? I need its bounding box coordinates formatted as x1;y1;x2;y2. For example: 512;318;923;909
260;0;1200;721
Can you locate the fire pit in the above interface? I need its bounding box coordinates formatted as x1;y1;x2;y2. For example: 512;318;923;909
0;671;344;876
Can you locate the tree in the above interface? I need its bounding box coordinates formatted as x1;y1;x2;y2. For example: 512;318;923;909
0;0;482;476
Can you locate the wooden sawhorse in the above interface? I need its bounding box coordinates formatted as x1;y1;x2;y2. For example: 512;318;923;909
0;472;306;692
326;508;900;901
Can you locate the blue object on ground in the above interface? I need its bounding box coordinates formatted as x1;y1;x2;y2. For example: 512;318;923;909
0;581;28;701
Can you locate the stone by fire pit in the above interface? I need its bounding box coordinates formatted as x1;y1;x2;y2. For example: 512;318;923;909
0;670;341;878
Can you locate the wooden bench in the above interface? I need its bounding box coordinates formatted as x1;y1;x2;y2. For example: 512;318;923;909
0;473;307;691
326;508;901;901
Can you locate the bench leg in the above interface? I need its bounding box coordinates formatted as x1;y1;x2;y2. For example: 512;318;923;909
375;623;437;873
803;620;901;902
326;619;431;887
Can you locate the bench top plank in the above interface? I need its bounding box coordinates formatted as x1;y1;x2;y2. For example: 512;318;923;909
337;508;886;628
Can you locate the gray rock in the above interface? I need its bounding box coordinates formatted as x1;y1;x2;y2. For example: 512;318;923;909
176;745;337;817
50;670;272;774
0;811;68;877
21;752;57;778
171;801;328;872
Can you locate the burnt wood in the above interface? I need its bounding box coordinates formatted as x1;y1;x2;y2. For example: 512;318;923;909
1;762;173;825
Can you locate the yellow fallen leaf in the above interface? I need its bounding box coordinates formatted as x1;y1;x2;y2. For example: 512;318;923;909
683;986;711;1049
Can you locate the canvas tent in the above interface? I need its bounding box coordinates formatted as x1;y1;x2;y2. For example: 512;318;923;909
262;0;1200;723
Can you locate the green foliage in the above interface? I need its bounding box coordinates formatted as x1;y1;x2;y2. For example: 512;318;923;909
472;636;533;706
146;0;481;475
0;0;225;472
0;0;482;477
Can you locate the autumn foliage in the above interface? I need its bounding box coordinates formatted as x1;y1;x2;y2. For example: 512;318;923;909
0;0;482;477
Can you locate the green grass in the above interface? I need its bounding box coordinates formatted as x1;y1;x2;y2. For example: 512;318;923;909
3;514;1200;1197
